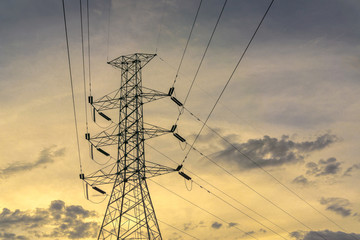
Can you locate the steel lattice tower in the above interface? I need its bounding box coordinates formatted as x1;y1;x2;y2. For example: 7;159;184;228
81;53;179;239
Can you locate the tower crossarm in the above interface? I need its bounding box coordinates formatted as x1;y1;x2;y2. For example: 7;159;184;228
87;124;120;148
145;161;177;178
107;53;157;70
82;161;177;187
81;162;120;186
86;122;171;149
141;86;169;104
90;87;169;112
83;172;118;186
143;122;171;140
90;88;121;111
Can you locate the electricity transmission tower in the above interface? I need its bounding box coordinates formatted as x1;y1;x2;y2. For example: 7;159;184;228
80;53;183;239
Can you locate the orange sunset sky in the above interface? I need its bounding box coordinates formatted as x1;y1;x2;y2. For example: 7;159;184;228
0;0;360;239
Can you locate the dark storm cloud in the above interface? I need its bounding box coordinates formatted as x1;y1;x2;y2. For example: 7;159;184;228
0;146;65;178
214;134;337;170
0;200;98;239
211;222;222;229
291;230;360;240
320;197;354;217
306;158;342;177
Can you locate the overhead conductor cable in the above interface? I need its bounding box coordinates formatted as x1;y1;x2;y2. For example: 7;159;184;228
181;0;275;165
173;0;228;127
146;143;295;238
62;0;83;174
172;0;203;88
149;179;259;240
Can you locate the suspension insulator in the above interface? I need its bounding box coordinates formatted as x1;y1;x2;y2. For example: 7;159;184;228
173;133;186;142
175;165;183;171
92;186;106;194
85;183;89;200
99;112;111;121
171;97;183;106
90;145;94;160
170;125;177;132
88;96;93;104
85;133;90;140
179;171;191;180
168;87;174;96
79;173;85;179
93;108;96;122
97;148;110;156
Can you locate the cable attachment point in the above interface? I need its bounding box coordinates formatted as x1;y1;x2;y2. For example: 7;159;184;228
168;87;174;96
179;171;191;181
173;133;186;142
171;97;183;106
79;173;85;179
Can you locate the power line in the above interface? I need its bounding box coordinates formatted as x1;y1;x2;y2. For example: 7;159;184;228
172;0;203;88
176;0;228;125
183;142;329;240
155;0;168;54
148;143;288;239
106;0;112;62
181;105;356;239
180;0;274;166
146;143;292;238
149;179;260;240
62;0;83;174
158;219;200;240
80;0;89;133
86;0;92;96
163;43;355;238
189;179;289;240
158;54;267;136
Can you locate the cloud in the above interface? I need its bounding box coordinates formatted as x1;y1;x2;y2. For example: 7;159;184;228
259;228;267;233
242;231;255;238
0;231;29;240
213;133;337;170
343;164;360;177
320;197;354;217
228;222;238;228
294;158;357;185
0;146;65;178
306;158;341;176
292;175;311;186
290;230;360;240
211;222;222;229
0;200;98;239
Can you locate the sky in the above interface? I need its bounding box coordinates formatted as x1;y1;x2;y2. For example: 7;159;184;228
0;0;360;239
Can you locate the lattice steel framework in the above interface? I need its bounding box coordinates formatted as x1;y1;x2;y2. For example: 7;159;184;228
82;53;176;240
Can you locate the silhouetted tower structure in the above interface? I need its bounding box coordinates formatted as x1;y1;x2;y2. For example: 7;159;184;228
81;53;178;239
